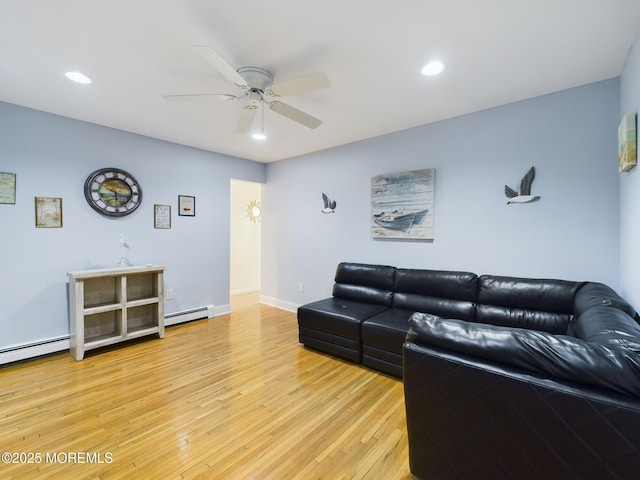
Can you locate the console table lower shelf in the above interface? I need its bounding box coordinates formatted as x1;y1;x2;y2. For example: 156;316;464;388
67;265;165;361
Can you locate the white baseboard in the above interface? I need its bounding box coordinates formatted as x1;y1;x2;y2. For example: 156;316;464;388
1;300;287;366
0;337;70;365
1;303;233;365
214;304;231;316
165;304;215;326
229;287;261;295
260;295;299;313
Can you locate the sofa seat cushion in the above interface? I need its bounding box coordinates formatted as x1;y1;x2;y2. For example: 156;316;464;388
297;298;390;363
361;308;414;377
408;312;640;397
298;298;390;339
476;275;581;333
568;305;640;353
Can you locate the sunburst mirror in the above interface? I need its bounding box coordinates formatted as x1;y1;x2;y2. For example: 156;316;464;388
245;199;262;223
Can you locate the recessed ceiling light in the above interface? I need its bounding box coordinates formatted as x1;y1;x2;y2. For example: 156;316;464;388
65;71;92;84
251;132;266;141
421;61;445;77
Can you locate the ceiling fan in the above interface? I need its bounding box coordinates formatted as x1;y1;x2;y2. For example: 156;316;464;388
164;45;331;134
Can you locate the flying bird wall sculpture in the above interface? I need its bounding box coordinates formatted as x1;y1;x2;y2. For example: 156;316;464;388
321;193;336;213
505;167;540;204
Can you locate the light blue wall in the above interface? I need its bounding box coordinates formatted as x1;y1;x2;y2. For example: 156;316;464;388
0;102;265;351
0;74;627;353
262;79;622;309
620;32;640;309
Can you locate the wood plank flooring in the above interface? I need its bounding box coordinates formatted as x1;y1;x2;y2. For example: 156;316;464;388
1;294;414;479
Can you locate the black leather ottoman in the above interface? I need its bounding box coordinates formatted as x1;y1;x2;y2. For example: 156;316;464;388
298;298;389;363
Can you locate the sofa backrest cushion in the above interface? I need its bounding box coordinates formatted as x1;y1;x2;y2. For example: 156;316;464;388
476;275;581;334
332;262;396;306
408;312;640;398
573;282;637;319
392;268;477;321
568;305;640;353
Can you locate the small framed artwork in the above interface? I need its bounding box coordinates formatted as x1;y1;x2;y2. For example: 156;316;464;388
178;195;195;216
619;112;637;173
154;204;171;229
35;196;63;228
0;172;16;204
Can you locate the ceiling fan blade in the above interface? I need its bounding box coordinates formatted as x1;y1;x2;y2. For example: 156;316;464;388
269;101;322;129
268;72;331;97
236;106;257;134
192;44;249;89
163;93;238;101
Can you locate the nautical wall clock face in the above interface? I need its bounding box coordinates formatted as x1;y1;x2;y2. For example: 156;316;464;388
84;168;142;217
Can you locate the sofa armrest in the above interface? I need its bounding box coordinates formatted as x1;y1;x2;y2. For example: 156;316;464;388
403;340;640;480
568;305;640;352
574;282;637;318
407;312;640;398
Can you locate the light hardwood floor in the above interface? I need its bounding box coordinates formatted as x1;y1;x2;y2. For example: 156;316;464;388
1;293;414;479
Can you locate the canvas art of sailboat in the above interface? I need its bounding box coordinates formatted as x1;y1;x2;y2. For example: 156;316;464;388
371;169;435;240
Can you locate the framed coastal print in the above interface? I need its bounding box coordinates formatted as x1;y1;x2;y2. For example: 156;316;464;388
619;112;637;173
154;204;171;229
0;172;16;204
371;168;435;240
35;196;63;228
178;195;195;216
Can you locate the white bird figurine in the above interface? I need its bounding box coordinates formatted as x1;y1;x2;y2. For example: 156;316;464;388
505;167;540;204
119;234;130;267
321;193;337;213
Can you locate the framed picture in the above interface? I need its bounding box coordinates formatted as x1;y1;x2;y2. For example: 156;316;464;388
371;168;435;240
619;112;637;173
178;195;195;216
0;172;16;204
154;204;171;229
35;196;63;228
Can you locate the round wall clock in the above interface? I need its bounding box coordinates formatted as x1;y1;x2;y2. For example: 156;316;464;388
84;168;142;217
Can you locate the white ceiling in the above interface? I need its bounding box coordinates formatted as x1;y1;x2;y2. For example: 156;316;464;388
1;1;639;163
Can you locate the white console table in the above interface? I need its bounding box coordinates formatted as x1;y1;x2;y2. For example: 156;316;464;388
67;265;165;360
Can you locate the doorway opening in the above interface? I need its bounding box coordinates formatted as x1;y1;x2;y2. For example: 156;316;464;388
230;179;262;310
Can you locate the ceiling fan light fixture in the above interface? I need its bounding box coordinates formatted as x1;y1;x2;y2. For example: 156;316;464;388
174;44;330;135
251;101;267;140
65;71;92;84
421;61;445;77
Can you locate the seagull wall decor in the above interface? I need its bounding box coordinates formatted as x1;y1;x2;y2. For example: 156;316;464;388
505;167;540;204
321;193;336;213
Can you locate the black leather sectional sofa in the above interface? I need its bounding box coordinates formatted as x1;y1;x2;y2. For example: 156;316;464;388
298;262;507;378
297;262;640;479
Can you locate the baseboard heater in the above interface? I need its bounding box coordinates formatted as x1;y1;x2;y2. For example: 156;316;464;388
0;336;70;365
0;305;215;365
165;304;215;326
